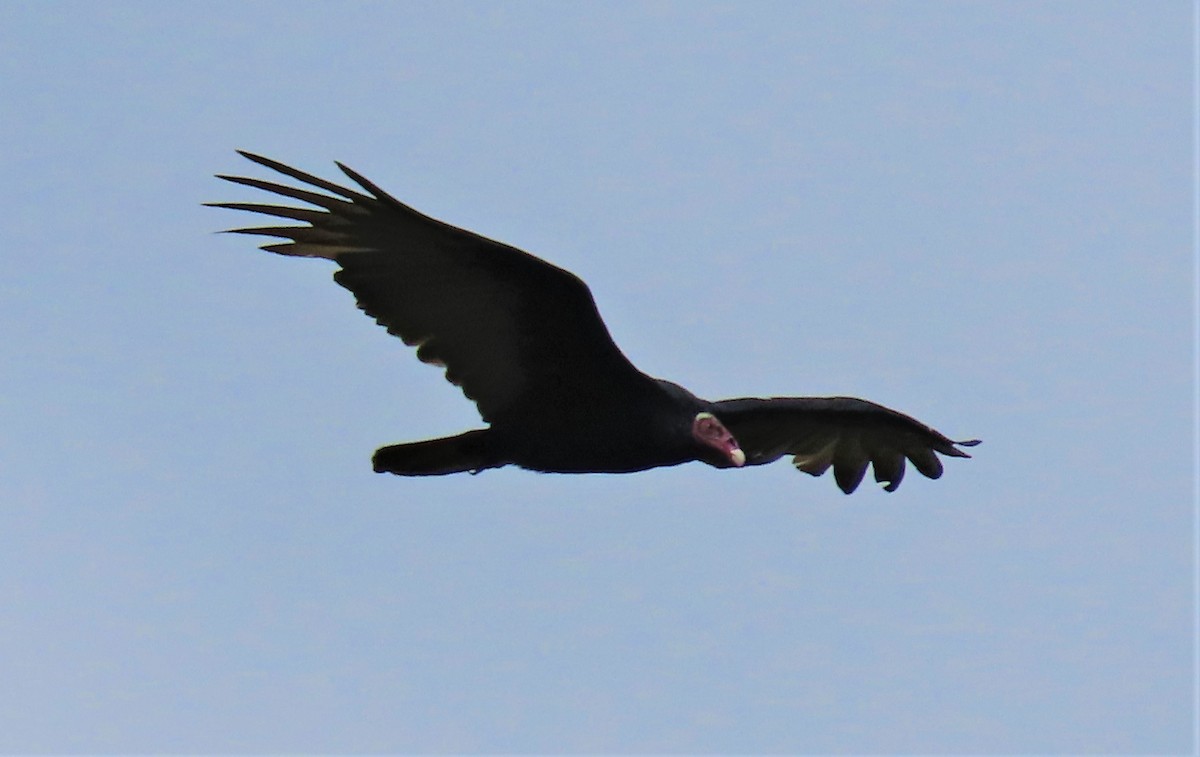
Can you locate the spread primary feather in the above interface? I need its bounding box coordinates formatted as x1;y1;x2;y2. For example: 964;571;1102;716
209;152;979;493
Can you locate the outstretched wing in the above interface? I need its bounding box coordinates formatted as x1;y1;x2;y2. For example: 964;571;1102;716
208;151;651;424
711;397;980;494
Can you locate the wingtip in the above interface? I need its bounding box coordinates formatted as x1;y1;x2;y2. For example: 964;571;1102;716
234;150;303;177
944;438;982;459
335;161;373;191
235;149;272;166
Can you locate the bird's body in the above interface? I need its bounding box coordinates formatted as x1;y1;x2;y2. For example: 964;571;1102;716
211;152;978;493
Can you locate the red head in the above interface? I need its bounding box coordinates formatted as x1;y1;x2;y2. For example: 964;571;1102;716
692;412;745;468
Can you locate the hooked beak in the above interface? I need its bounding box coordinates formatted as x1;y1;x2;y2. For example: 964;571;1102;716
693;412;745;468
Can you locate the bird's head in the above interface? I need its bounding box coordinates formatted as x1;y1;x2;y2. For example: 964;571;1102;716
692;412;746;468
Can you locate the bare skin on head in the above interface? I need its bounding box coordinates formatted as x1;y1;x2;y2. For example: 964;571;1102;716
693;412;745;468
210;152;979;494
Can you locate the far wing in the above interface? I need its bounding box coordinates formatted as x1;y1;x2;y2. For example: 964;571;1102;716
711;397;980;494
208;152;652;424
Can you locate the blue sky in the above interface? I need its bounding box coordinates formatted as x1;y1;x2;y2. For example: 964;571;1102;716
0;1;1193;752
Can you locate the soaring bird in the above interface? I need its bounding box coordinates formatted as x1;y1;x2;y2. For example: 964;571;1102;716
210;152;978;494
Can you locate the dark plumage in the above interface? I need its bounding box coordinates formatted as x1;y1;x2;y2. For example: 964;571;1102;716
209;152;979;493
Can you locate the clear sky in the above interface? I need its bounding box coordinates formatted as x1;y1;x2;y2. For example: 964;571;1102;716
0;1;1193;753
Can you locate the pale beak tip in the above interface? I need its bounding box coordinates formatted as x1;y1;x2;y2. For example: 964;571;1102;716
731;448;746;467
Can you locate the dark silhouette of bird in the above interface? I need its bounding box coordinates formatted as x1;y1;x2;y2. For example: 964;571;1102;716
209;152;979;493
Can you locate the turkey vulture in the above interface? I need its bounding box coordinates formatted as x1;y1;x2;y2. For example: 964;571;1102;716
209;152;979;494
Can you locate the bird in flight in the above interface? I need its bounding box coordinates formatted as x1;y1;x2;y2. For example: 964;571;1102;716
210;152;978;494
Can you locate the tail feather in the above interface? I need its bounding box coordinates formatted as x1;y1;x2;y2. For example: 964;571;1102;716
372;429;504;476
